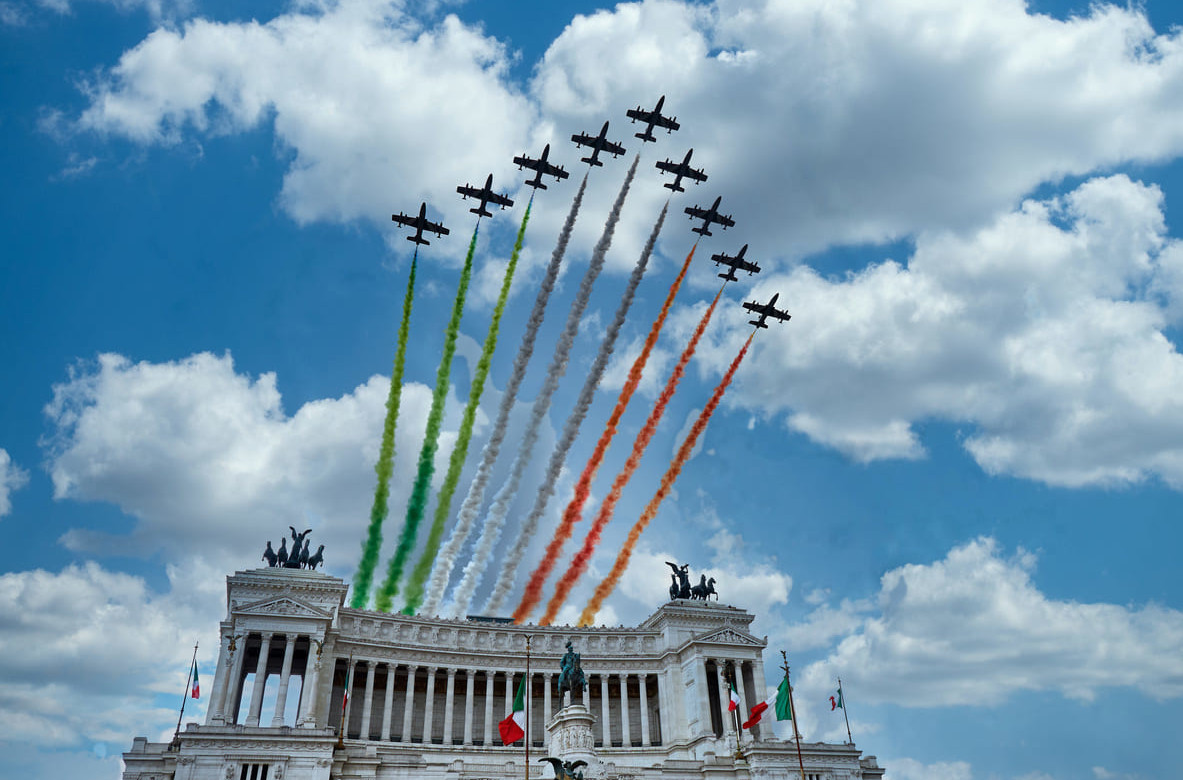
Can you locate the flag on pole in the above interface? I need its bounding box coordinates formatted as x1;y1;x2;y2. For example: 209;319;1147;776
728;682;741;712
743;677;791;729
830;686;844;711
499;674;527;744
190;661;200;699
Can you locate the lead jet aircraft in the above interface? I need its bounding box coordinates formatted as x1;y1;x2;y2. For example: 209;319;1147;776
711;244;761;282
457;173;514;218
742;292;791;328
571;121;626;167
655;148;708;192
684;195;735;236
626;95;680;142
391;202;449;245
513;143;569;189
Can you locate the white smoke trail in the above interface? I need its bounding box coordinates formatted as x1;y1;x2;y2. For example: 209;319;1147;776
484;201;669;612
419;176;589;616
449;155;641;617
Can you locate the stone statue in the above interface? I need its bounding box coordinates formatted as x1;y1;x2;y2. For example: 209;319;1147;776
558;640;586;700
307;544;325;570
298;538;311;568
539;757;588;780
262;541;277;567
666;561;691;599
276;537;289;567
669;573;679;601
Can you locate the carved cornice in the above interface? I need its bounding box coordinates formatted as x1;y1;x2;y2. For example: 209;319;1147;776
232;595;334;621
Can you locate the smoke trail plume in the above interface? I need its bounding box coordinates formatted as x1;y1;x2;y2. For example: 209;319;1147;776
374;226;480;613
540;284;725;624
450;155;641;617
483;202;669;613
401;200;534;615
512;241;699;623
419;177;588;617
577;331;756;626
351;250;418;608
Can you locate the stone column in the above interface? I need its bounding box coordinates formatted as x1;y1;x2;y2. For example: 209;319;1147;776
443;668;457;745
582;676;590;708
600;674;611;745
619;673;632;746
697;656;713;737
226;634;249;725
733;661;750;742
246;633;273;727
206;633;231;725
504;671;514;715
423;668;437;744
543;673;553;747
401;666;417;743
271;635;298;727
381;664;396;741
639;674;651;746
297;639;323;727
463;670;476;745
484;671;495;745
717;660;736;737
356;660;375;738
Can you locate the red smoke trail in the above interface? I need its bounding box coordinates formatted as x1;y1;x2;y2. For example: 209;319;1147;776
539;284;726;625
511;242;699;623
577;331;756;627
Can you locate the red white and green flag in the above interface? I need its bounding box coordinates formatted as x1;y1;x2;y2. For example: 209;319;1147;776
728;682;741;712
190;661;200;699
742;677;791;729
498;675;527;744
830;685;844;711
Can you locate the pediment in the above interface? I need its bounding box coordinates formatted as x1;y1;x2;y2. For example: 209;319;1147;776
232;596;333;620
696;627;765;647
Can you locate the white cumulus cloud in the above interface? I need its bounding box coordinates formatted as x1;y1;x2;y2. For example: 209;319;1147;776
800;537;1183;707
0;448;29;518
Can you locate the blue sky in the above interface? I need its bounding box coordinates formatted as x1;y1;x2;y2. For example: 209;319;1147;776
2;0;1183;778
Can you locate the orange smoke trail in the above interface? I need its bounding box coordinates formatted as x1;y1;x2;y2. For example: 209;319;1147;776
577;331;756;627
512;242;699;623
539;285;726;625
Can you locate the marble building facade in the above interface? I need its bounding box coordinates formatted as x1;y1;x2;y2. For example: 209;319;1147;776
121;567;884;780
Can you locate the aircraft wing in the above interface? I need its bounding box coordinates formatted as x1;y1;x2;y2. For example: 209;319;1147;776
626;107;680;131
571;131;596;147
603;138;626;156
391;212;417;228
735;258;760;274
512;154;536;170
714;212;736;228
422;218;449;237
683;166;707;183
540;161;569;179
456;184;482;199
654;159;679;174
684;205;710;220
487;191;514;208
741;300;762;314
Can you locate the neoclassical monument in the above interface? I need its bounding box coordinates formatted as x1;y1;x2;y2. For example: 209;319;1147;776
121;567;884;780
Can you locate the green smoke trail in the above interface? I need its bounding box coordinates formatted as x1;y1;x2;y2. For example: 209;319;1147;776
351;250;418;609
401;199;533;614
375;226;480;613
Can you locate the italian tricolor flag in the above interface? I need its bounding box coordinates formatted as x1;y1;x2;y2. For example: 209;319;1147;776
742;677;791;729
190;661;200;699
728;682;741;712
498;675;527;744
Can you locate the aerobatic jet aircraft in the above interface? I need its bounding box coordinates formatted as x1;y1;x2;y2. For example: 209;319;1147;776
627;95;680;142
655;148;708;192
685;195;735;236
391;202;449;245
513;143;570;189
711;244;761;282
742;293;792;328
571;121;626;167
456;173;514;217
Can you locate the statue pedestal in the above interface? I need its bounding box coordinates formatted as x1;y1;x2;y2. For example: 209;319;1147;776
545;704;599;776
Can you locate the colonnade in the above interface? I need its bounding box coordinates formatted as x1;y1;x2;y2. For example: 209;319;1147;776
702;657;762;740
331;659;664;748
206;631;325;728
